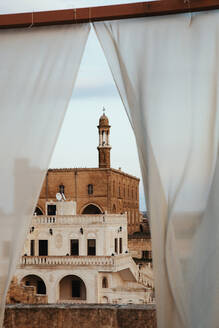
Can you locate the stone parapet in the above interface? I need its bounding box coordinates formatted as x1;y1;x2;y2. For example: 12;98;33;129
4;304;156;328
20;255;114;267
19;254;133;271
32;214;127;225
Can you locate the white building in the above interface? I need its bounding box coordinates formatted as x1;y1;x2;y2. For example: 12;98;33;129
14;201;154;304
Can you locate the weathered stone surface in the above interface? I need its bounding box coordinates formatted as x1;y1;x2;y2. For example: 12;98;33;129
6;277;47;305
4;304;156;328
117;305;156;328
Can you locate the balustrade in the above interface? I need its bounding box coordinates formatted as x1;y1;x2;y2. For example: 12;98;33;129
20;255;115;267
32;214;126;226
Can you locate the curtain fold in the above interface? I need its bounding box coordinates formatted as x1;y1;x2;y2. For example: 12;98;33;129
0;23;90;326
94;11;219;328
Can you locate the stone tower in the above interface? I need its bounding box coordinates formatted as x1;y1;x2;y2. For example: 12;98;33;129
97;110;111;168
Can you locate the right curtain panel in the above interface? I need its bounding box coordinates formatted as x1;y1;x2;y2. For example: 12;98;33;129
94;11;219;328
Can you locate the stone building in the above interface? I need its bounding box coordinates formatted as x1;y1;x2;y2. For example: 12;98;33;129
11;203;154;305
36;113;140;235
8;112;153;305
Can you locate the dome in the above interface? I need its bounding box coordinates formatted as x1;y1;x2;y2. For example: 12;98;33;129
99;113;109;127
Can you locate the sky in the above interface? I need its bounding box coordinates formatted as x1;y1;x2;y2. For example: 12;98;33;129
1;1;147;210
50;27;146;210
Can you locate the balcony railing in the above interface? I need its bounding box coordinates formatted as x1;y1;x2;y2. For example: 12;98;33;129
20;255;114;266
32;214;127;226
19;254;133;269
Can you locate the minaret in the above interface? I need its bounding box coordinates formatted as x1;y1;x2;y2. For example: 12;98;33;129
97;108;111;168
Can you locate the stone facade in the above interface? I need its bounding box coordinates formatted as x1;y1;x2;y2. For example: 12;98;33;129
4;304;157;328
128;238;152;260
10;211;154;305
37;168;140;234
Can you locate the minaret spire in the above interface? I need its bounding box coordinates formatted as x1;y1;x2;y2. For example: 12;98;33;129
97;109;111;168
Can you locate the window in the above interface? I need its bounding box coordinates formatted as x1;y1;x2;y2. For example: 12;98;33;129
59;184;65;194
30;240;35;256
119;238;122;254
34;207;43;216
72;280;80;297
140;224;143;233
142;250;152;261
88;184;93;195
47;204;56;215
114;238;118;254
102;277;108;288
70;239;79;256
38;240;48;256
37;280;46;294
87;239;96;255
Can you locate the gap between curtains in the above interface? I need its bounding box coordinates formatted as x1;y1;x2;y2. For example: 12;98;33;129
94;11;219;328
0;23;90;326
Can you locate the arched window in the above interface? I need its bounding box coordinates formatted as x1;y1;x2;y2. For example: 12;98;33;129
34;207;43;215
82;204;102;214
101;296;109;303
88;184;93;195
102;277;108;288
59;184;65;194
21;275;46;295
59;275;86;300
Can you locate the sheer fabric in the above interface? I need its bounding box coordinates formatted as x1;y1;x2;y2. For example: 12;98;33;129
94;11;219;328
0;24;90;325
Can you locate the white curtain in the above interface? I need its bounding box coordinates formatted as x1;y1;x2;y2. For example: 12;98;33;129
94;11;219;328
0;23;90;326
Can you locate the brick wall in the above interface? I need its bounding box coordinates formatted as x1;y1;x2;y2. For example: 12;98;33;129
128;238;152;259
37;168;141;234
4;304;156;328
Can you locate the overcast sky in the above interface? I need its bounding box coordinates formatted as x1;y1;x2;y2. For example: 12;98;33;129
50;27;146;210
1;1;147;210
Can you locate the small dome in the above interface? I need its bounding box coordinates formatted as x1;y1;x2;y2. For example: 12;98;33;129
99;113;109;127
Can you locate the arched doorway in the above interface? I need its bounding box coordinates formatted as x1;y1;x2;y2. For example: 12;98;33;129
21;275;46;295
59;275;86;300
101;296;109;303
82;204;102;214
34;207;43;215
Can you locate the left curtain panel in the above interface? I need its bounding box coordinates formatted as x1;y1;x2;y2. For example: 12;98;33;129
0;23;90;325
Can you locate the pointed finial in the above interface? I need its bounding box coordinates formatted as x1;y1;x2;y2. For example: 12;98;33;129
103;107;106;115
